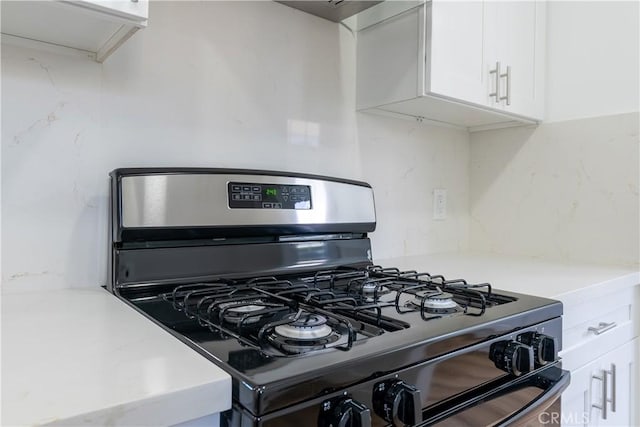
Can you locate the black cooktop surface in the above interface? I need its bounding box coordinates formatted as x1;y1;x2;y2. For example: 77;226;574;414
119;265;562;386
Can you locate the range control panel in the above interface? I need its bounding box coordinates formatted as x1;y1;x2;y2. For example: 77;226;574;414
228;182;312;210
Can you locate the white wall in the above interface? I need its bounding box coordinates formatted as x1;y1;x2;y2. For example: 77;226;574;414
470;113;639;266
469;1;640;266
1;1;470;290
545;1;640;122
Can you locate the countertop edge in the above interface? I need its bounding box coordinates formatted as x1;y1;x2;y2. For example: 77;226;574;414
554;271;640;302
37;379;233;427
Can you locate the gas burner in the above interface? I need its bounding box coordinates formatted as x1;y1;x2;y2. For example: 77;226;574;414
219;300;268;324
274;313;333;340
409;291;462;315
346;278;393;304
360;281;391;299
267;312;342;354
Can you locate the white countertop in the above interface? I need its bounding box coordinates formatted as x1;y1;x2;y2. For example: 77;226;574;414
376;252;639;305
1;287;231;427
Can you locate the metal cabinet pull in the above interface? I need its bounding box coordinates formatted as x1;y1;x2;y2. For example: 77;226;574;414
499;66;511;106
592;370;608;419
489;62;501;102
588;321;617;335
606;364;616;412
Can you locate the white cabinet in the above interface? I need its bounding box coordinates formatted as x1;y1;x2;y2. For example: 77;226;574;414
356;0;545;131
559;284;639;426
0;0;148;62
561;338;636;426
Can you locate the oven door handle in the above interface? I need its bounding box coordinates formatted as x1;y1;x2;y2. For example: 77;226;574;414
422;364;570;426
494;367;570;427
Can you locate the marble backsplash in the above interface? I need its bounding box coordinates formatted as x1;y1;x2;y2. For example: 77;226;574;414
3;1;637;292
470;112;639;266
1;1;470;290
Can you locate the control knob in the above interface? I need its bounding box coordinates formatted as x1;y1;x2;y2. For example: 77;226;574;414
372;380;422;426
318;397;371;427
489;340;534;376
517;332;557;366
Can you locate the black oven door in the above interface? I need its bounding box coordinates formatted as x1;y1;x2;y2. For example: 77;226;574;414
421;364;570;426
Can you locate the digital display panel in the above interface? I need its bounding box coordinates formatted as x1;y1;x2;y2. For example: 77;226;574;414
228;182;312;210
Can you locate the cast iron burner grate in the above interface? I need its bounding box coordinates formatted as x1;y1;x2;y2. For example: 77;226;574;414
159;264;516;357
293;265;513;321
161;281;376;357
361;265;515;320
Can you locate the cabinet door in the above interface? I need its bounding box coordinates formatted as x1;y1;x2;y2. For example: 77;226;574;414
561;358;593;426
500;1;543;119
561;338;636;426
595;339;635;427
483;1;544;119
428;1;487;105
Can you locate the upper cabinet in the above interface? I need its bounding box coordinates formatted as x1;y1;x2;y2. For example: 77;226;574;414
356;1;546;131
1;0;148;62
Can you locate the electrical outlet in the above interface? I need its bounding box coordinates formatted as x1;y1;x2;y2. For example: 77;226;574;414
433;189;447;220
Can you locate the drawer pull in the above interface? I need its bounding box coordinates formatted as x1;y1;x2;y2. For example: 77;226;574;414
587;322;617;335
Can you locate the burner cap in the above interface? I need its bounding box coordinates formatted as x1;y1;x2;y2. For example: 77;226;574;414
411;291;460;313
225;304;266;313
423;292;457;306
274;313;333;340
219;301;267;324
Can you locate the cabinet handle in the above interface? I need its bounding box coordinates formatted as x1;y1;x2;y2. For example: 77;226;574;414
499;66;511;106
606;364;616;412
591;370;608;419
587;321;617;335
489;62;501;102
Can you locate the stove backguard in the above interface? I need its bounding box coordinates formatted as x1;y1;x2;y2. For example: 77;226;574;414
110;168;376;242
108;168;378;292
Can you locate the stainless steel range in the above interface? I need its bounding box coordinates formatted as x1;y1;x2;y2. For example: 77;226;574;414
108;168;569;426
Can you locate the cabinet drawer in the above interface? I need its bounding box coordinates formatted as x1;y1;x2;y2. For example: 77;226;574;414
560;288;634;332
561;320;633;372
561;286;634;349
563;308;632;352
559;285;636;371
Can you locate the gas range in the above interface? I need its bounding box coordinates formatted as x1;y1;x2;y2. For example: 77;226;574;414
108;168;569;426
